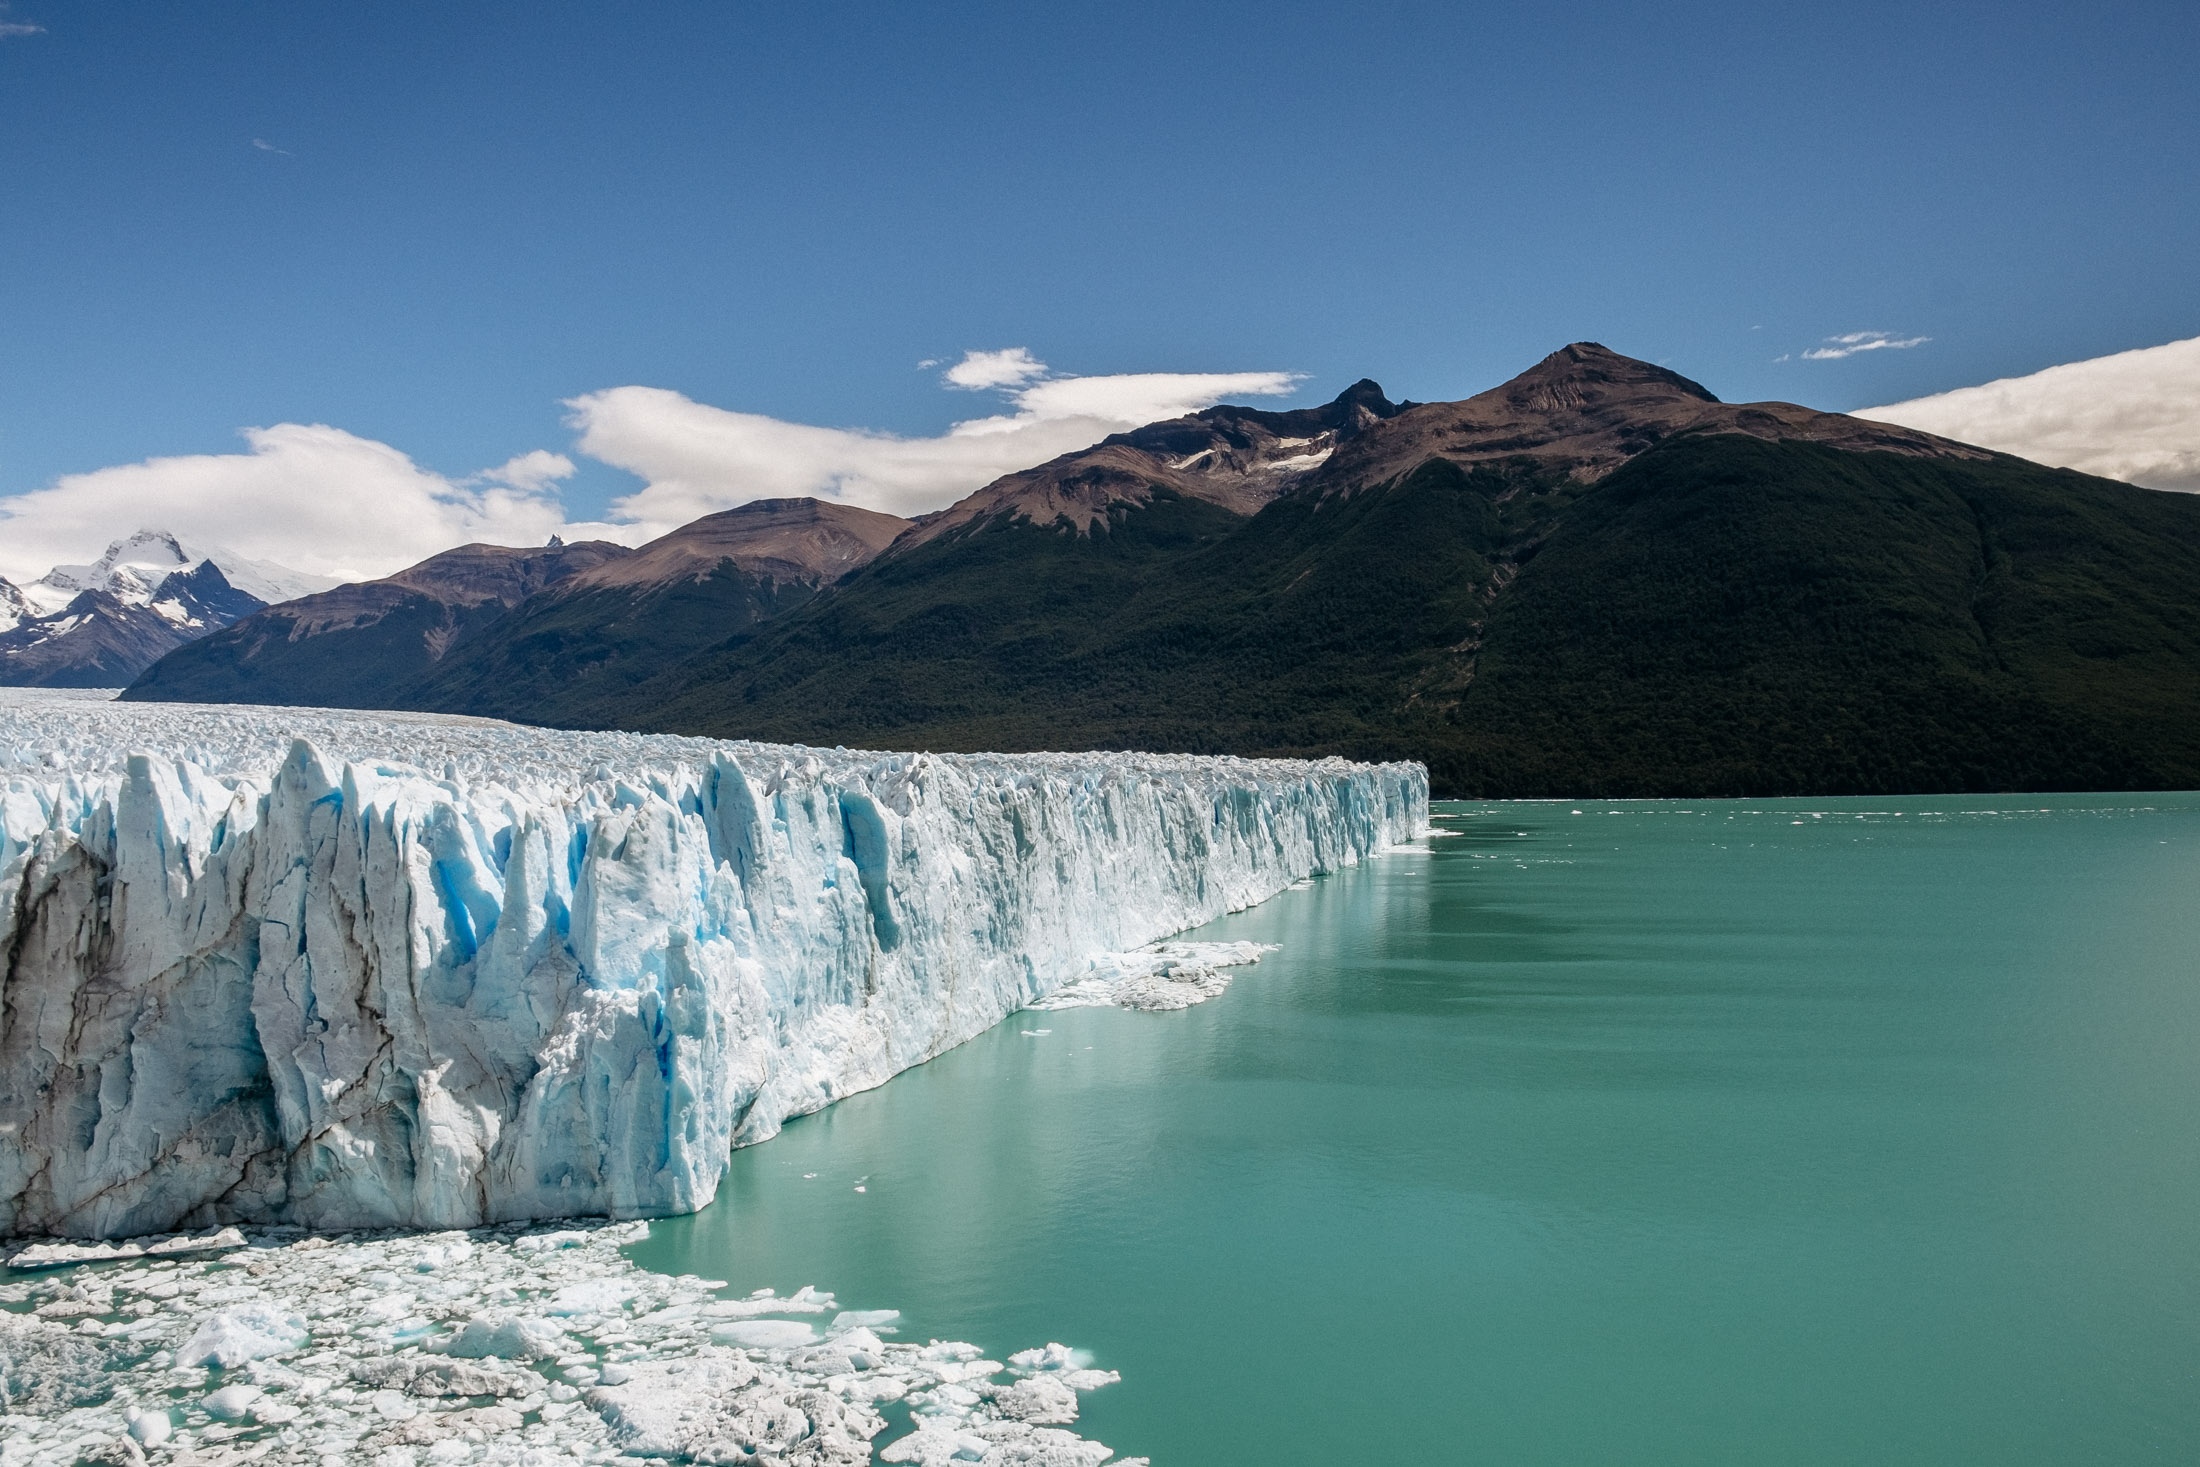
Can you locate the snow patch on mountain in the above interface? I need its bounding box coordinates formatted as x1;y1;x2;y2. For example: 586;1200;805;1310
22;529;333;620
0;691;1426;1238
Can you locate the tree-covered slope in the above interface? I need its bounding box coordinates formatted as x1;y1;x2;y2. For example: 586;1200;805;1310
1438;436;2200;795
568;434;2200;797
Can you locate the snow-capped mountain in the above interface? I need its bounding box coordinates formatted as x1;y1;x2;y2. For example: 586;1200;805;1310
0;577;30;635
19;528;333;615
0;529;336;687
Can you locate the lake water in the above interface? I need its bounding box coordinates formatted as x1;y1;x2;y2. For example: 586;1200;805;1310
632;796;2200;1465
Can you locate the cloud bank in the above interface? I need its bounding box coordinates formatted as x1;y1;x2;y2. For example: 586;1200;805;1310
571;352;1303;532
0;352;1301;585
0;426;626;587
1858;334;2200;493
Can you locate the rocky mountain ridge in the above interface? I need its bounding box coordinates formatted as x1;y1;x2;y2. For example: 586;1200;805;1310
125;343;2200;796
0;532;333;688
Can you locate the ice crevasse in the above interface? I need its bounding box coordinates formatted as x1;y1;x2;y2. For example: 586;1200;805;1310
0;692;1426;1238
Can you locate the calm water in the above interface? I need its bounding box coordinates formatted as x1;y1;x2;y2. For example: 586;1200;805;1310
633;796;2200;1464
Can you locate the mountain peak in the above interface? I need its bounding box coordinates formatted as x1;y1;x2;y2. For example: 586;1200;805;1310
1310;341;1983;491
1501;343;1721;409
1330;378;1401;414
565;496;910;594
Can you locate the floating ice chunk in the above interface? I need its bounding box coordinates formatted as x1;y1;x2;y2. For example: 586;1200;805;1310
882;1418;1117;1466
176;1302;308;1368
703;1284;834;1318
1030;941;1279;1012
513;1229;595;1254
830;1308;901;1333
360;1290;418;1322
6;1228;246;1270
1007;1343;1084;1374
987;1373;1081;1424
709;1319;818;1350
877;1421;995;1465
126;1409;172;1447
545;1277;634;1316
410;1235;475;1271
200;1383;262;1421
0;1319;127;1411
435;1312;569;1361
586;1351;880;1462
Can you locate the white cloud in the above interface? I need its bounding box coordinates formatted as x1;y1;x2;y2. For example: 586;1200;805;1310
252;138;293;156
0;426;631;587
942;347;1047;391
0;21;42;37
570;352;1303;529
1800;331;1931;361
471;449;577;494
0;350;1301;588
1858;334;2200;493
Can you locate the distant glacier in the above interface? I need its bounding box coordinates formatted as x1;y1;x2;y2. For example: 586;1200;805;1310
0;691;1425;1238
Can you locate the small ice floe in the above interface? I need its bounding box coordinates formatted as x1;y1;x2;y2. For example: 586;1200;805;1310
176;1300;309;1368
708;1318;818;1349
1020;1028;1052;1036
0;1220;1134;1467
5;1226;247;1270
832;1308;901;1333
1031;940;1278;1012
702;1284;836;1317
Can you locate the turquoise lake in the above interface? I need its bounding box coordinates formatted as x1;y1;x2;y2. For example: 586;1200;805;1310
632;795;2200;1464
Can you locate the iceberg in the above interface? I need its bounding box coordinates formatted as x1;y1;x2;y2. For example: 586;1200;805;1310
0;691;1425;1237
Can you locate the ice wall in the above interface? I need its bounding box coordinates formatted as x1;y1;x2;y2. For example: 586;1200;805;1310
0;692;1425;1238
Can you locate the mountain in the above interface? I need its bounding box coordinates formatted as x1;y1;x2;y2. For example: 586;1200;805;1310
391;498;908;715
894;378;1408;550
125;345;2200;796
23;529;334;613
127;499;909;711
0;531;334;688
124;538;633;708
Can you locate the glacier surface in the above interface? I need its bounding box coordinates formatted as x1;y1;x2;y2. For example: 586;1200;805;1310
0;691;1425;1238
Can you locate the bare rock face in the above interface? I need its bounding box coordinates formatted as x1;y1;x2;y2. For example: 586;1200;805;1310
1313;341;1993;493
897;379;1409;548
562;498;910;594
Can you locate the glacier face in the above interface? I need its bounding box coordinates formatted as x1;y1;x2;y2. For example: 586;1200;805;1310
0;691;1425;1238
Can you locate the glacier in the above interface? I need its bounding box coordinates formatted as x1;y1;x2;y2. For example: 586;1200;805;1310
0;690;1425;1239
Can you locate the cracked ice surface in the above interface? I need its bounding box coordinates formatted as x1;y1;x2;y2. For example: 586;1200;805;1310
0;1220;1149;1467
0;691;1425;1237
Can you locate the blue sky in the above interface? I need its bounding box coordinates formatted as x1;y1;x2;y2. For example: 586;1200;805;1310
0;0;2195;575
